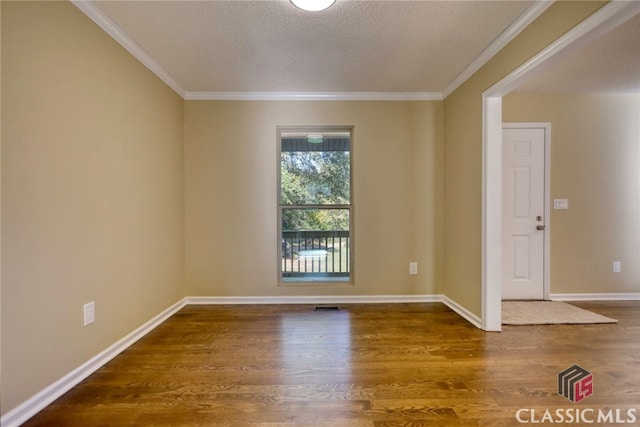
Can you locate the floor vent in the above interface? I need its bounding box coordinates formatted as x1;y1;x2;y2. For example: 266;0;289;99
314;306;340;311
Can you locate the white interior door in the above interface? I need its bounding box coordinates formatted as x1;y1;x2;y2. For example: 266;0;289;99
502;126;547;300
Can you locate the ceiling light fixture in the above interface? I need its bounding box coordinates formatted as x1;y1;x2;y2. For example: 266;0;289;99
307;134;324;144
290;0;336;12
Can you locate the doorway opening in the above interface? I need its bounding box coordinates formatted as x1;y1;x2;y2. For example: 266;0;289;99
481;2;639;331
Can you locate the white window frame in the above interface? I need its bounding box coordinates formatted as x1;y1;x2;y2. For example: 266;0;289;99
277;125;354;286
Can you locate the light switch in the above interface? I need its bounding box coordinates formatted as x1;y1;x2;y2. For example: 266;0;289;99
409;262;418;275
613;261;621;273
83;302;95;326
553;199;569;210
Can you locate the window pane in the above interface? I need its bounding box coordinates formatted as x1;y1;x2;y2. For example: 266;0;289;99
279;128;352;284
281;208;350;282
280;133;350;205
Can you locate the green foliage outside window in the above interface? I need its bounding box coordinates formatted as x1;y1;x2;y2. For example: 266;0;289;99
281;150;350;231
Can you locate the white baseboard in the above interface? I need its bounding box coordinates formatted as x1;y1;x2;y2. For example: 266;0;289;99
185;294;442;305
186;294;484;330
1;298;187;427
550;293;640;301
2;293;482;426
441;295;483;329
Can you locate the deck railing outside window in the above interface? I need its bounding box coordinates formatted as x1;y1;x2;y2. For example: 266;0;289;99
281;230;349;278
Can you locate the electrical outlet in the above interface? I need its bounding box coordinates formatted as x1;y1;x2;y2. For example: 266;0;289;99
83;302;95;326
409;262;418;275
613;261;621;273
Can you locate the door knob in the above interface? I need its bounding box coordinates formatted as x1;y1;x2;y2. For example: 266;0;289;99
536;225;545;230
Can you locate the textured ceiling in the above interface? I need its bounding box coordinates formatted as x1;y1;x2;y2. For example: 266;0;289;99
82;1;640;97
515;12;640;94
92;0;534;94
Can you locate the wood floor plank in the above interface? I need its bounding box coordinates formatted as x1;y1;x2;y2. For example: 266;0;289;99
22;302;640;426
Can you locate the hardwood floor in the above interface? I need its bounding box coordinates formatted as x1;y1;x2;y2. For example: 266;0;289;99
24;302;640;426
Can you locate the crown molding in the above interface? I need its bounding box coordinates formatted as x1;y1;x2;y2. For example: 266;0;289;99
184;91;443;101
486;0;640;97
442;0;554;99
72;0;554;102
71;0;186;98
72;1;442;102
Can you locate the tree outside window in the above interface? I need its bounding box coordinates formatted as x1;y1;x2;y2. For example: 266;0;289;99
278;128;353;283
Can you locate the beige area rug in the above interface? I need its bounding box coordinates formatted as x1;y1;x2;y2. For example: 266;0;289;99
502;301;617;325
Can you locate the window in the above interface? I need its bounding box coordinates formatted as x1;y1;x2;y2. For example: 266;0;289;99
278;127;353;284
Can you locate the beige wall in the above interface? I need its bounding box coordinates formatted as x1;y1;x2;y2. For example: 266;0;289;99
443;1;606;317
1;0;626;417
504;93;640;294
185;101;444;297
1;2;184;413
